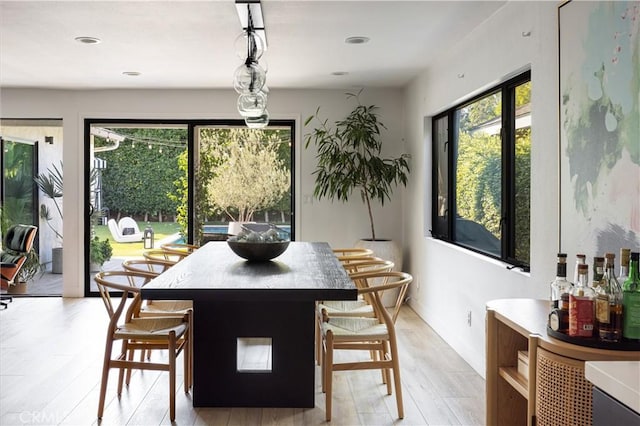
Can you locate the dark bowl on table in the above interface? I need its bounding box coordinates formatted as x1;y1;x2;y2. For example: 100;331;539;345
227;240;290;261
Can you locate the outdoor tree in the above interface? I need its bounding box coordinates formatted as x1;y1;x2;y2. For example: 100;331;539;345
204;129;290;223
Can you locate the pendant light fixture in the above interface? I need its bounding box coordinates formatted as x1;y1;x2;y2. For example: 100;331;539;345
234;0;269;128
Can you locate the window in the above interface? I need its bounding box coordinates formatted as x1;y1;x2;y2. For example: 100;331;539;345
432;71;531;269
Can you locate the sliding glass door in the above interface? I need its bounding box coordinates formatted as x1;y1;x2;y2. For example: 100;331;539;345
85;119;295;296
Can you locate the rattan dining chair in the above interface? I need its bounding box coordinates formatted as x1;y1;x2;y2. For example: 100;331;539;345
332;247;375;263
142;249;187;264
159;242;200;257
94;270;190;422
320;270;413;421
315;258;395;365
121;258;194;375
122;257;174;275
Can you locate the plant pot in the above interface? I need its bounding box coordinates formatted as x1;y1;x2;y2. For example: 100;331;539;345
90;262;102;272
355;239;403;307
52;247;63;274
7;282;28;294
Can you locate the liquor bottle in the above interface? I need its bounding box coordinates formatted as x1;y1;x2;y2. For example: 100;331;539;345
619;248;630;283
591;256;605;290
549;253;571;333
569;263;595;337
574;253;586;285
622;252;640;340
596;253;623;342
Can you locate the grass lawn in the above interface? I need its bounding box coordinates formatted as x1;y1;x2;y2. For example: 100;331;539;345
94;221;182;257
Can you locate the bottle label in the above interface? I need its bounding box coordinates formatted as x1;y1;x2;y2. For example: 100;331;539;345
569;295;594;337
623;291;640;339
595;296;610;324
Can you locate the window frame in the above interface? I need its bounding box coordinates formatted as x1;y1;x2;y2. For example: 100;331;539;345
431;70;531;270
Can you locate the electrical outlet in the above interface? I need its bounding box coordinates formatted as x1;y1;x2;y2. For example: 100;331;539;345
467;310;472;327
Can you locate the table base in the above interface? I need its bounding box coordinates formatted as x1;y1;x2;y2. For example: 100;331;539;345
192;299;316;407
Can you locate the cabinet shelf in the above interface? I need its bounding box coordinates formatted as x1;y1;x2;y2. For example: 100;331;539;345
499;367;528;398
486;299;640;426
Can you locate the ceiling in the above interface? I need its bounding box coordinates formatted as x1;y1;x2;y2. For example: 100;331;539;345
0;1;507;90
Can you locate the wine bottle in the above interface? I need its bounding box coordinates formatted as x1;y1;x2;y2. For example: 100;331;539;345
596;253;623;342
549;253;570;333
591;256;605;290
569;263;595;337
573;253;586;285
622;252;640;340
619;248;630;283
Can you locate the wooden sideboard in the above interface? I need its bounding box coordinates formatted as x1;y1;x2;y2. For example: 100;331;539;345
486;299;640;426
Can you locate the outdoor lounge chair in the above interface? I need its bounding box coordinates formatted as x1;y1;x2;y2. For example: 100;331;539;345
1;224;38;309
107;218;143;243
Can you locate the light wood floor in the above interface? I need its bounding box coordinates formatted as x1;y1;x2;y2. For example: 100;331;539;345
0;297;485;425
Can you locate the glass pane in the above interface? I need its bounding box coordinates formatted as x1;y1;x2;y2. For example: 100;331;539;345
433;115;449;238
195;126;292;245
454;92;502;256
88;124;187;293
2;139;36;227
514;81;531;264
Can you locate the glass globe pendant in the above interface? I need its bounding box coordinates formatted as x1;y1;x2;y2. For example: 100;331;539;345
233;62;266;94
234;30;265;62
237;91;267;117
245;109;269;129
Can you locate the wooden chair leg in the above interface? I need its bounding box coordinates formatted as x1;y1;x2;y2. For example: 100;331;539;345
382;341;392;394
125;345;137;386
315;312;322;366
389;338;404;419
183;328;191;392
97;337;114;419
325;330;334;422
118;341;129;395
169;332;176;422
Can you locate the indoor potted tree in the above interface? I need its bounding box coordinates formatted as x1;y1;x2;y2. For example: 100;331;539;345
305;91;410;303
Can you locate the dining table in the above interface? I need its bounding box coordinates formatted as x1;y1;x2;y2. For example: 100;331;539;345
140;241;357;407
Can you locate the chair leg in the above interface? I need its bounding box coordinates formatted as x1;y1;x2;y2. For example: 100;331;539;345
169;331;177;422
183;326;191;393
389;338;404;419
1;294;12;309
125;345;137;386
324;330;334;422
97;337;114;419
118;341;129;395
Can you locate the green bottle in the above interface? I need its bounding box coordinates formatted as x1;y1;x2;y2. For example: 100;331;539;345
622;252;640;340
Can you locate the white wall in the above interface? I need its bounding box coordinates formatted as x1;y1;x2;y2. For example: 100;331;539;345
0;88;406;297
402;1;559;375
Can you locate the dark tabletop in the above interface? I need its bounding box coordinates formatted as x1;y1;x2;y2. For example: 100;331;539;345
141;241;357;302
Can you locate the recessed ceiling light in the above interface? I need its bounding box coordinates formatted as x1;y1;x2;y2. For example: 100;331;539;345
75;36;101;44
122;71;141;76
345;36;370;45
522;31;532;37
331;71;349;76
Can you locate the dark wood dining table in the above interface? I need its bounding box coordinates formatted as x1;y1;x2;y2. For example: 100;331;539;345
140;241;357;407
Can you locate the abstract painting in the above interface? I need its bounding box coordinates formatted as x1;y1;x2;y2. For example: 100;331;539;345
559;0;640;261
